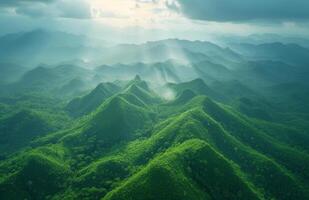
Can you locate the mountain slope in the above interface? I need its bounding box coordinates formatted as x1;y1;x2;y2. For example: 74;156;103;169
66;82;121;117
0;29;93;66
0;147;70;200
104;139;260;200
230;42;309;66
0;110;53;156
167;78;223;101
5;64;91;96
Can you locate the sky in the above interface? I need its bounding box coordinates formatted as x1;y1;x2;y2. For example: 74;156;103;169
1;0;309;43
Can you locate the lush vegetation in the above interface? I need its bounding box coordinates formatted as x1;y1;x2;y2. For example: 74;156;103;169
0;35;309;200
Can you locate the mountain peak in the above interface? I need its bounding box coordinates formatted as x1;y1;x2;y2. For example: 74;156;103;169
66;82;121;117
126;76;150;92
84;95;152;145
134;75;142;81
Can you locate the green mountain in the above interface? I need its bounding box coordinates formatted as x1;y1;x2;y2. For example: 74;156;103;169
57;78;87;98
104;139;260;200
167;78;224;101
123;75;161;105
169;89;197;105
3;64;91;97
66;82;121;117
0;110;53;157
1;76;308;200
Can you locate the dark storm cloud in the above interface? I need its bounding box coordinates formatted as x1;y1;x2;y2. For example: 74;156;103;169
0;0;55;7
173;0;309;22
0;0;91;19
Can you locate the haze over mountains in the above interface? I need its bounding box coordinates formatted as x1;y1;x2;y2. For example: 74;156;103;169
0;29;309;200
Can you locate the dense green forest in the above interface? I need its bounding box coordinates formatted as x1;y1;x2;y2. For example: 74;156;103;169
0;30;309;200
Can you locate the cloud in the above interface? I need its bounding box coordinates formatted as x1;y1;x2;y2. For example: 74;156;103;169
15;3;57;17
1;0;174;21
0;0;55;7
55;0;91;19
172;0;309;22
0;0;91;19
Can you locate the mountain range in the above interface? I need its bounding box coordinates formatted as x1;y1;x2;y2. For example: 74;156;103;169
0;30;309;200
